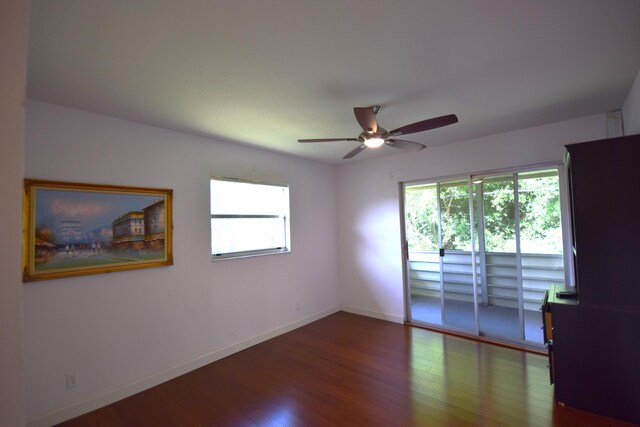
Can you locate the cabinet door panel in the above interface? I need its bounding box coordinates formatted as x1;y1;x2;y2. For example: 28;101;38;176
566;135;640;310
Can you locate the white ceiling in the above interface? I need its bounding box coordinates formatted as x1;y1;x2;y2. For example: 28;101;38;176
27;0;640;164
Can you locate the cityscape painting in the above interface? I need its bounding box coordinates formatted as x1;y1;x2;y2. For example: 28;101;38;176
23;179;173;282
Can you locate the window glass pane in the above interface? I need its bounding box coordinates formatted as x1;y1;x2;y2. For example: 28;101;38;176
405;184;439;251
482;175;516;253
210;178;290;257
439;180;471;251
210;180;286;216
211;218;286;254
518;170;562;254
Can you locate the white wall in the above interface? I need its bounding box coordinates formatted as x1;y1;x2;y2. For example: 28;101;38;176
623;68;640;135
0;0;28;426
336;114;607;322
23;101;339;424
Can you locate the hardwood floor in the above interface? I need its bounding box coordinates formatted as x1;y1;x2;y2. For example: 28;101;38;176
58;312;634;426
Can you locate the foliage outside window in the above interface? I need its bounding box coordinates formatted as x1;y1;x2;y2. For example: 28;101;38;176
517;170;562;254
404;169;563;254
440;180;471;251
404;183;440;251
405;180;473;252
210;178;290;259
479;170;562;253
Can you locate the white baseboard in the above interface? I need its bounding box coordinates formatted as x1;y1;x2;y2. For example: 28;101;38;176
340;305;405;324
27;306;340;427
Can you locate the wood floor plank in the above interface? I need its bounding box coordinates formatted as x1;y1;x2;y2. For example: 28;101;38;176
56;312;635;426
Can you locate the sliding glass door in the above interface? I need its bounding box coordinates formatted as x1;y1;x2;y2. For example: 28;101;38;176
404;183;443;326
517;170;565;343
439;180;477;334
472;174;522;341
405;180;477;334
404;167;565;348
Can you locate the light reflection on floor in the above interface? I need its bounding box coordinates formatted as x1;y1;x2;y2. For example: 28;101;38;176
407;326;553;426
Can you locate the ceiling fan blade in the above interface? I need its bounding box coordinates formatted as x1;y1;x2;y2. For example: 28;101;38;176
354;107;378;132
385;139;426;151
342;144;367;159
389;114;458;137
298;138;360;143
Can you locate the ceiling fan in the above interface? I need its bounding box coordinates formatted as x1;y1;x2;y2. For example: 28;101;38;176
298;106;458;159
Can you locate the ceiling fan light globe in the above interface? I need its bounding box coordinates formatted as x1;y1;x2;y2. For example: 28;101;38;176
364;137;385;148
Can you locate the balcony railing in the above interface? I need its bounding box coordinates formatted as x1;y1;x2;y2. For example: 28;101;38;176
408;251;564;311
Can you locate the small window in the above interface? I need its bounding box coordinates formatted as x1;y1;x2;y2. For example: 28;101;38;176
210;178;290;259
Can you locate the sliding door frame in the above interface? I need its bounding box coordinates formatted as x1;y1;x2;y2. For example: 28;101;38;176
402;161;570;348
467;181;481;335
436;182;445;325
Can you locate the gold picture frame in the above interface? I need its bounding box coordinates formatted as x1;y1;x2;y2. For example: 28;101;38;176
23;179;173;282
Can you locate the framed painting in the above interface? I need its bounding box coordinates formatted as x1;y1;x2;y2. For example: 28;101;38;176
23;179;173;282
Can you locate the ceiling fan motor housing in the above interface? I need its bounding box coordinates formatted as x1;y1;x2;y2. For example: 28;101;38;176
359;127;388;142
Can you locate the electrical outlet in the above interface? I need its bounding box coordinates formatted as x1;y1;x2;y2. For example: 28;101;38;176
295;302;301;312
66;372;79;389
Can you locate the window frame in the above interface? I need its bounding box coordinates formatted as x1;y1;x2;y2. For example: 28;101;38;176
210;177;290;260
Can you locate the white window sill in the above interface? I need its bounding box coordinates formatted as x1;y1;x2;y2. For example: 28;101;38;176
211;247;290;261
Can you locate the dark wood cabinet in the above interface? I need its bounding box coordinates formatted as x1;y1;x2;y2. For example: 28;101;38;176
545;288;640;422
566;134;640;311
544;134;640;424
